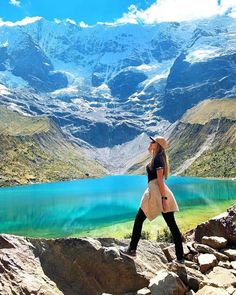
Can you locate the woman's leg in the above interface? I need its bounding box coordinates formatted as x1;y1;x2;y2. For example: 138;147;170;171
129;207;147;250
162;211;184;260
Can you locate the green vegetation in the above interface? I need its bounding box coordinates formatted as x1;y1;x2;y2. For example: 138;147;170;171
182;146;236;177
156;227;173;243
0;105;106;186
180;98;236;125
0;105;50;136
124;230;151;240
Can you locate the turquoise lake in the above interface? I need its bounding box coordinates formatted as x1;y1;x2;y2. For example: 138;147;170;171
0;175;235;238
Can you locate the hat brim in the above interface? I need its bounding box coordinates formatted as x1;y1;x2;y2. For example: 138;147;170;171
149;136;156;142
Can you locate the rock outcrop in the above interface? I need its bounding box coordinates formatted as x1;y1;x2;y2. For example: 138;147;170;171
186;205;236;246
0;234;168;295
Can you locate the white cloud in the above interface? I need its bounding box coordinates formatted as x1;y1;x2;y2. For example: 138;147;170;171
0;16;42;26
9;0;21;7
79;21;89;28
54;18;61;24
65;18;77;25
115;0;236;24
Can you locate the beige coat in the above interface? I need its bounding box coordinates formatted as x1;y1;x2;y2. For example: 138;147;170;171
140;178;179;221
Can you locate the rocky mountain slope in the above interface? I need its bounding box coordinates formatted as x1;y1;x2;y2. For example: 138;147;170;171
0;104;107;186
0;15;235;149
0;204;235;295
127;98;236;178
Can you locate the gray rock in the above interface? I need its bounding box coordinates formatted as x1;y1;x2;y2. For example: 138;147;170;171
196;285;229;295
149;269;187;295
162;243;189;262
226;286;236;295
193;242;229;261
197;254;218;273
0;234;63;295
218;260;232;269
221;249;236;261
231;261;236;270
205;266;236;289
0;234;169;295
193;242;215;254
213;251;229;262
168;263;202;292
136;287;151;295
192;205;236;246
201;236;227;250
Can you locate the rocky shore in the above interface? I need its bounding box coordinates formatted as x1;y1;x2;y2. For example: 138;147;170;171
0;205;235;295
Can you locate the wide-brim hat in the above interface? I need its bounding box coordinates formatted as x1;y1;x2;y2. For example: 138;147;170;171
149;135;169;149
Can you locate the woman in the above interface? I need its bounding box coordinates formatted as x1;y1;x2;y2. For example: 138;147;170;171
120;135;185;264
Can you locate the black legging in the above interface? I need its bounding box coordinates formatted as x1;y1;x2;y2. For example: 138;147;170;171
129;207;184;260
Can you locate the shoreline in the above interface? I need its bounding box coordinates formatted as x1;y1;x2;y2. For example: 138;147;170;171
0;173;235;189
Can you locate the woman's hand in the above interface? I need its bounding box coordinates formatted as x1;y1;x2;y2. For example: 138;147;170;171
162;197;168;211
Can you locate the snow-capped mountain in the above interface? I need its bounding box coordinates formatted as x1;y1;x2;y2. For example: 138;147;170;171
0;15;235;152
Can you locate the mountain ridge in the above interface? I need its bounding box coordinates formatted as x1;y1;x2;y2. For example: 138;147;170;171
127;98;236;178
0;104;107;187
0;15;235;148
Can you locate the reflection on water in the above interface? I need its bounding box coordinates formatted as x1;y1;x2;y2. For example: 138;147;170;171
0;175;235;237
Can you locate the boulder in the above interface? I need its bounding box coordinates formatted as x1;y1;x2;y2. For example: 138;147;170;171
193;242;229;261
221;249;236;261
0;234;168;295
201;236;227;250
186;242;198;255
226;286;236;295
136;287;151;294
191;205;236;246
167;262;203;292
193;242;215;254
197;254;218;273
149;269;187;295
213;251;229;262
184;260;199;270
205;266;236;289
0;235;15;249
186;253;194;262
0;234;64;295
218;260;232;269
231;261;236;270
196;286;229;295
162;243;189;262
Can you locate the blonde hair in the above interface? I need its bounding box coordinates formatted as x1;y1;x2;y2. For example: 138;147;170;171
150;144;170;180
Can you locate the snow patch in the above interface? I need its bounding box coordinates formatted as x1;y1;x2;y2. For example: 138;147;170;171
185;48;221;63
0;84;11;95
6;102;32;116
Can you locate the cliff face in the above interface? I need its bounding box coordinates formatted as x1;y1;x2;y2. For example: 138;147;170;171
0;104;107;186
128;99;236;178
0;205;236;295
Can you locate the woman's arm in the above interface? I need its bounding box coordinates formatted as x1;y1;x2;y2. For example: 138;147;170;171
156;168;165;195
157;168;168;210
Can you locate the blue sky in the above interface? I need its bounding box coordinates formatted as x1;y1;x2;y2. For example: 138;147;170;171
1;0;155;24
1;0;236;25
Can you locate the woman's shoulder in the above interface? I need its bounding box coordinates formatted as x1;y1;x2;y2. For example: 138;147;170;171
155;151;164;159
154;152;165;166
